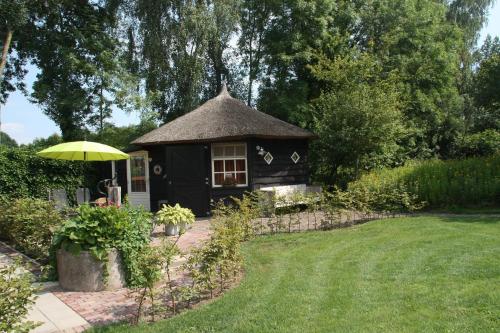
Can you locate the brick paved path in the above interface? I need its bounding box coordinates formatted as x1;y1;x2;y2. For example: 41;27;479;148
51;218;212;327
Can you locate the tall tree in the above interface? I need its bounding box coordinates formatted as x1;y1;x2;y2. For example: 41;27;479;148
353;0;464;158
310;53;404;185
473;46;500;131
25;1;128;140
134;0;211;121
238;0;270;106
204;0;240;97
257;0;341;126
0;0;28;94
133;0;240;122
445;0;495;138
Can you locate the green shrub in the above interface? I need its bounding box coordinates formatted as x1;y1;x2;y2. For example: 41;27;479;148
0;147;85;202
0;198;64;262
0;260;40;333
130;243;169;323
52;204;153;286
459;129;500;157
156;204;195;226
349;155;500;207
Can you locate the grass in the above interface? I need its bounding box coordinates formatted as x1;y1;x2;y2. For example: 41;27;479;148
93;216;500;333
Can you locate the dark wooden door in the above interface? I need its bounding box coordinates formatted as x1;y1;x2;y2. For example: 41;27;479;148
166;145;210;216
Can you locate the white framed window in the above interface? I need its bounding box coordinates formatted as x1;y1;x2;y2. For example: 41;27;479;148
211;143;248;187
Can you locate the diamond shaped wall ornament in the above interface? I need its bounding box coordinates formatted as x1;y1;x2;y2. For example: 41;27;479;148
264;152;273;165
291;151;300;164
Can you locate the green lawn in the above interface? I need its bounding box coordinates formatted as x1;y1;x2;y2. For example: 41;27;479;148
95;216;500;333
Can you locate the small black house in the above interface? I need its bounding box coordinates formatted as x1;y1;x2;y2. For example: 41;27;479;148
116;85;315;216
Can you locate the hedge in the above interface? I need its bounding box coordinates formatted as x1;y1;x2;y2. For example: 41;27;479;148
0;147;85;202
349;155;500;207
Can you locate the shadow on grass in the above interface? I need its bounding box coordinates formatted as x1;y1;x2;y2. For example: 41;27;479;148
434;215;500;225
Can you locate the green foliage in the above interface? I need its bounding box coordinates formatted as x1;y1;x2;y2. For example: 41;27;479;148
133;0;242;121
88;120;157;151
310;53;405;185
458;129;500;157
52;204;153;286
0;198;64;262
473;52;500;131
0;0;29;102
184;201;249;301
0;260;39;333
354;0;463;159
349;155;500;207
190;224;243;299
0;131;17;147
156;204;195;226
238;0;270;106
130;243;169;324
0;146;84;202
325;185;425;218
25;134;63;150
17;1;137;140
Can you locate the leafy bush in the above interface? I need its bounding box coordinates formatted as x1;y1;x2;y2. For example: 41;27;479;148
52;204;153;286
0;147;85;202
156;204;195;226
0;261;40;333
0;198;64;262
130;243;168;324
459;129;500;157
349;155;500;207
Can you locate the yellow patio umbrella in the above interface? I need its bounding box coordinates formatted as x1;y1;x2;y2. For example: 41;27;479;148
36;141;129;161
37;141;128;204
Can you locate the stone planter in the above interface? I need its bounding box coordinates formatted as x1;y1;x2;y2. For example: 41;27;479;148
165;222;187;236
57;248;126;292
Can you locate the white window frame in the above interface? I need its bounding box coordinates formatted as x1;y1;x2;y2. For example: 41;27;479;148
211;143;248;188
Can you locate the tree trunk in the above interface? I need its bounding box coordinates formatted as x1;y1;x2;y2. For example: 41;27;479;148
0;30;13;80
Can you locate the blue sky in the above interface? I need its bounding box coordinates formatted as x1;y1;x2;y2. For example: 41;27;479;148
2;4;500;144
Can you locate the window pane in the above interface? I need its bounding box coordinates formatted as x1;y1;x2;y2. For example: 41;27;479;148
236;172;246;185
235;145;245;157
214;160;223;172
131;156;146;192
225;160;235;172
214;173;224;185
223;173;236;186
224;146;235;157
213;146;224;157
235;159;245;171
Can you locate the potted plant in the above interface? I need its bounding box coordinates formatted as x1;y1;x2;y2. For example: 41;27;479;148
53;204;153;291
156;203;196;236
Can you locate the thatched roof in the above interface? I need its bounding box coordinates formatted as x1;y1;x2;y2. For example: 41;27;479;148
132;85;315;145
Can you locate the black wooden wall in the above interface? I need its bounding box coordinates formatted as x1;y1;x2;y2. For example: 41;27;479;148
115;160;128;197
116;138;310;215
147;146;168;212
250;139;309;188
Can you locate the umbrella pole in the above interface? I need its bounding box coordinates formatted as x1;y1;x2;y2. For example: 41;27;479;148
84;151;87;202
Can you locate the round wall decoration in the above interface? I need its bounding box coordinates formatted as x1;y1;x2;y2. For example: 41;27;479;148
153;164;163;175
